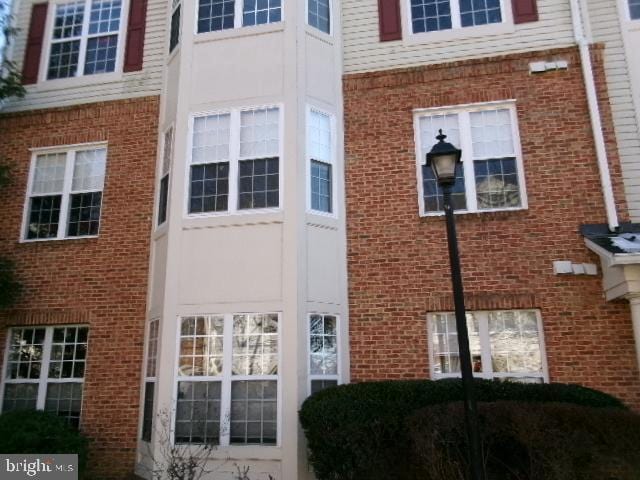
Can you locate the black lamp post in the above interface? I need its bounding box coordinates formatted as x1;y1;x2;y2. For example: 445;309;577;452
426;130;485;480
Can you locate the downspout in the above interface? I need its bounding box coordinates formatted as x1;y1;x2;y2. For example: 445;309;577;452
569;0;620;232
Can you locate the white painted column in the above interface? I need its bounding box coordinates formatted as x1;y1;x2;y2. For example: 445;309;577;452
627;295;640;377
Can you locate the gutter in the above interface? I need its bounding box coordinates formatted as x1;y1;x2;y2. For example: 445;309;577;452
569;0;620;232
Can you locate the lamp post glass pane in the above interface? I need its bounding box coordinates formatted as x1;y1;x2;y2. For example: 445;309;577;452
431;153;458;184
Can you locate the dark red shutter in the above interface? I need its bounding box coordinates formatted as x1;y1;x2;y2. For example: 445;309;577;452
123;0;148;72
378;0;402;42
512;0;538;24
22;3;48;85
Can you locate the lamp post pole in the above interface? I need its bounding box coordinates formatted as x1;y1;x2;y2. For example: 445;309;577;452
442;186;485;480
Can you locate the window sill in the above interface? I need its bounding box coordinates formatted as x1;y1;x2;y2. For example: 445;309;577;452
420;206;527;219
404;21;515;47
194;21;285;45
183;210;284;230
167;45;180;65
19;235;99;244
305;25;334;45
32;72;124;92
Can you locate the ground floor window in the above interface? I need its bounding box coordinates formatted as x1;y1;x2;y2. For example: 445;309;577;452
308;314;339;395
428;310;547;382
175;313;279;445
2;326;89;427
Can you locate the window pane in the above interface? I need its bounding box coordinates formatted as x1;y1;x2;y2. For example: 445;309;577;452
470;109;514;159
431;313;481;374
141;382;155;441
67;192;102;237
178;316;224;377
410;0;452;33
84;34;118;75
230;380;277;445
311;379;337;395
158;175;169;225
73;149;107;191
48;327;89;379
163;128;174;175
489;311;542;375
175;381;221;444
169;5;181;52
189;163;229;214
232;314;278;375
27;195;62;239
48;40;81;79
238;158;279;210
192;113;230;164
2;384;39;412
308;0;330;33
146;320;160;378
243;0;281;26
309;315;338;375
460;0;501;27
6;328;46;380
240;108;279;158
475;158;520;209
631;0;640;19
33;153;67;194
311;160;332;213
88;0;121;34
53;1;84;39
198;0;235;33
422;164;466;212
45;382;83;428
308;110;331;163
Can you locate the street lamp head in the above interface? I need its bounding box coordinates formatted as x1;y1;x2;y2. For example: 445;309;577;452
426;129;462;187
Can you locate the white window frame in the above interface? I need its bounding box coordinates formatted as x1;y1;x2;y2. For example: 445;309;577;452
171;312;282;447
21;142;108;242
400;0;514;44
193;0;284;35
307;313;341;395
156;125;174;228
413;100;527;217
184;104;284;218
305;0;333;36
306;106;337;217
39;0;129;83
427;310;549;382
0;325;89;416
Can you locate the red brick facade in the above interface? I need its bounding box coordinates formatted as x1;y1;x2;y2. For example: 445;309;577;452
0;96;159;479
343;46;640;409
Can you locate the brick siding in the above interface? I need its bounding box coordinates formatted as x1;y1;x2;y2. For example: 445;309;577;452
0;96;159;479
344;45;640;409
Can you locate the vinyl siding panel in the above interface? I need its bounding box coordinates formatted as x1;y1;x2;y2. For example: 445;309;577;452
3;0;165;112
588;0;640;220
342;0;576;73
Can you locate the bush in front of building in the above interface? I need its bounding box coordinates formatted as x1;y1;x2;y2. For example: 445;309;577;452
409;401;640;480
0;410;89;475
298;379;627;480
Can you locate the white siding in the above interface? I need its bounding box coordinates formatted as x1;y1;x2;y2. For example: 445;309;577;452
342;0;576;73
3;0;165;111
588;0;640;220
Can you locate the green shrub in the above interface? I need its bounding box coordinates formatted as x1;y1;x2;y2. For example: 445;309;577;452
409;401;640;480
298;379;626;480
0;410;89;475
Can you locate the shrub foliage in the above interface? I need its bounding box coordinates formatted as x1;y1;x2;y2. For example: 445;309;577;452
298;379;627;480
0;410;89;474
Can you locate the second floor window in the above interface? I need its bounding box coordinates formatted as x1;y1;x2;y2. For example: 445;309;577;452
307;109;334;214
47;0;124;80
410;0;502;34
308;0;330;33
197;0;282;33
630;0;640;19
189;106;281;215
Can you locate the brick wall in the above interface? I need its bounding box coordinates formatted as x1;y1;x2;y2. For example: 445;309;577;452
343;46;640;409
0;96;159;479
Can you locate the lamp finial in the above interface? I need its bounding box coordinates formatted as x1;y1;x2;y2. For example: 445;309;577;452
436;129;447;142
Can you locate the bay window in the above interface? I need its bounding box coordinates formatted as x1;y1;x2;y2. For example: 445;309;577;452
197;0;282;33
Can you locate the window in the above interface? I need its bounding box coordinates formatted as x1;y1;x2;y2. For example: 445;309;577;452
47;0;124;80
2;326;89;427
308;0;330;33
24;145;107;240
428;310;546;382
307;109;334;214
158;128;173;226
188;107;281;215
410;0;502;34
415;103;525;215
169;0;181;52
630;0;640;19
175;313;278;445
141;319;159;442
197;0;282;33
308;314;338;395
